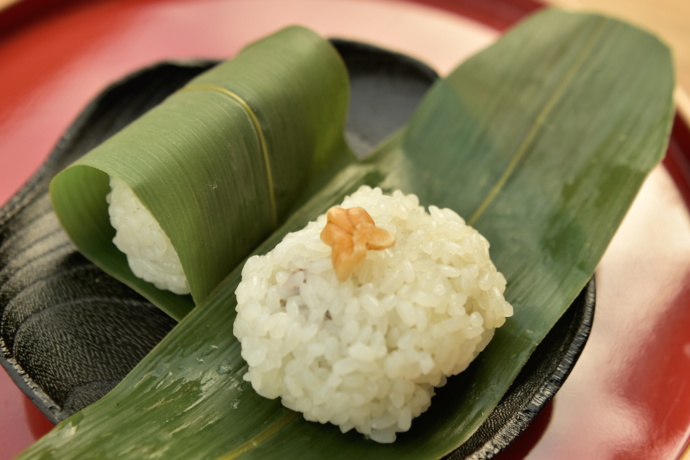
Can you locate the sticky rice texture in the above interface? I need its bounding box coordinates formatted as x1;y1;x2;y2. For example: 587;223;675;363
233;186;513;443
107;176;190;295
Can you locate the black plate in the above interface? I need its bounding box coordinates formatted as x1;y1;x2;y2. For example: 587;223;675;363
0;40;594;458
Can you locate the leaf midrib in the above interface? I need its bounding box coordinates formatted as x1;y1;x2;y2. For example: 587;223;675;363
467;17;610;226
178;85;278;228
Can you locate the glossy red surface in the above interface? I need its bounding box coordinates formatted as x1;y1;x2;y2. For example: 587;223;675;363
0;369;53;459
0;1;688;459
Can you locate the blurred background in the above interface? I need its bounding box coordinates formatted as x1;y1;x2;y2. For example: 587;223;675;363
2;0;689;100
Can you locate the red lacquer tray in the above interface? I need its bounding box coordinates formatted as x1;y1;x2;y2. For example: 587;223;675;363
1;0;689;459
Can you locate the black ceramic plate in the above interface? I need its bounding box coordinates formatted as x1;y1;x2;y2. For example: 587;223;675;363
0;40;594;458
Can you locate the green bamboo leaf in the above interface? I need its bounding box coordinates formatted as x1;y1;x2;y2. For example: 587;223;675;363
23;8;674;460
49;26;352;320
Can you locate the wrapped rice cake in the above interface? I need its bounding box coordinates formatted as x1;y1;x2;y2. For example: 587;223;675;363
49;26;350;319
233;186;513;443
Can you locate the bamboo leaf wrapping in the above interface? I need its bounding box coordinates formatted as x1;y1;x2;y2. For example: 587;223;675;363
25;9;674;459
49;26;351;320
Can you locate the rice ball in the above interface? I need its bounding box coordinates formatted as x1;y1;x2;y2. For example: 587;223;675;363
233;186;512;443
107;176;189;295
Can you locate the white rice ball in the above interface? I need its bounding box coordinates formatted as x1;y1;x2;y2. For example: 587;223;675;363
106;176;189;295
233;186;513;443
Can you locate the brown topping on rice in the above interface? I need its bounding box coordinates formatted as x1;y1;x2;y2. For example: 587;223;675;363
320;206;395;281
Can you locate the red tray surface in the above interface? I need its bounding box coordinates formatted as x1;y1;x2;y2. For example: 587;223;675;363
1;1;689;459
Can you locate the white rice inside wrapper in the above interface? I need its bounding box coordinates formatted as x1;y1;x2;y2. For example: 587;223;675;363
233;186;513;443
106;176;189;295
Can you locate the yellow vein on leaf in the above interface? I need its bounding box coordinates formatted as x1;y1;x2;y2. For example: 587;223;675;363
468;18;609;226
215;411;300;460
178;84;278;228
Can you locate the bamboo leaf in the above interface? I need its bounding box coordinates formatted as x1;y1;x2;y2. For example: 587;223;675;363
22;9;674;460
49;26;352;320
